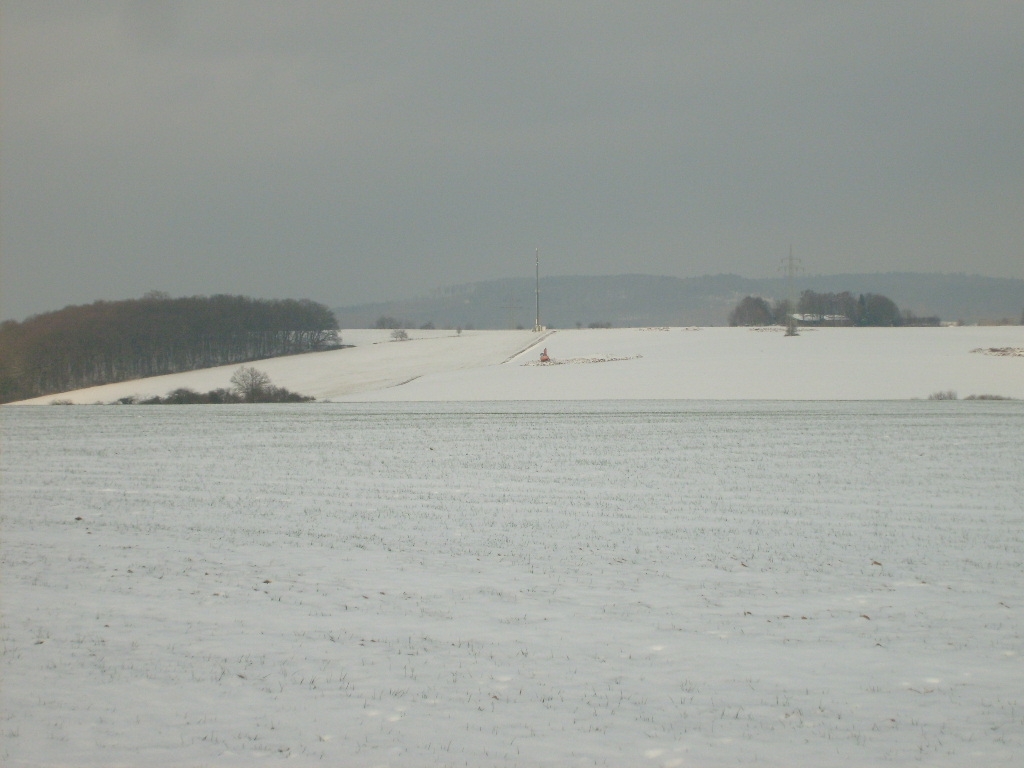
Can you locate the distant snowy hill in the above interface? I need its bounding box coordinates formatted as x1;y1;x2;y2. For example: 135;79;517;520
333;273;1024;329
10;326;1024;404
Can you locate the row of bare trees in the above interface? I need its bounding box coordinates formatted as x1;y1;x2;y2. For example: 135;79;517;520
0;294;338;403
728;290;934;327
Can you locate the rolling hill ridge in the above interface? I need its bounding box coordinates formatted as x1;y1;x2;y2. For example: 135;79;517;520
333;272;1024;329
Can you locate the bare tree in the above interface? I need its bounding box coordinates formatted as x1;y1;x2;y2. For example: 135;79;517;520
230;366;271;402
728;296;773;326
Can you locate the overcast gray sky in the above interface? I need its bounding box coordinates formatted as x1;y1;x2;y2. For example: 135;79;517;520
2;1;1022;320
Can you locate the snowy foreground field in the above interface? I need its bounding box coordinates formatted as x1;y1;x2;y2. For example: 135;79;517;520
2;401;1023;767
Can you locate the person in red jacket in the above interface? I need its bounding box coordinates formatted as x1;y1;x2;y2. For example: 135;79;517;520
539;348;550;362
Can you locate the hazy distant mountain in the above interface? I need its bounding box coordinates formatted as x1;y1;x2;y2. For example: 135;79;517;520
333;273;1024;329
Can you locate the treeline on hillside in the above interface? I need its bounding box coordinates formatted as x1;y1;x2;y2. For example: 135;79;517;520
729;290;940;327
0;294;339;403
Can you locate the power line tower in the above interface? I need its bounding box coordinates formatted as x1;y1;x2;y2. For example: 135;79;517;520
780;245;803;336
533;248;543;332
502;290;522;330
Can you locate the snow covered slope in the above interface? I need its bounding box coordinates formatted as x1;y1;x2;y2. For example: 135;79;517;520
352;326;1024;401
9;325;1024;404
10;329;537;405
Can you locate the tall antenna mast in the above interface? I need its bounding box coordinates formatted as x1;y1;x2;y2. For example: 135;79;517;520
533;248;542;332
502;289;522;330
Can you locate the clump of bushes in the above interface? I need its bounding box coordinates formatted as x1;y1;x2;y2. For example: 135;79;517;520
118;366;313;404
48;366;314;405
115;386;313;405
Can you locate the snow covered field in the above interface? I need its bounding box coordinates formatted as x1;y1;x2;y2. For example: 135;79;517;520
2;401;1023;766
10;325;1024;404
